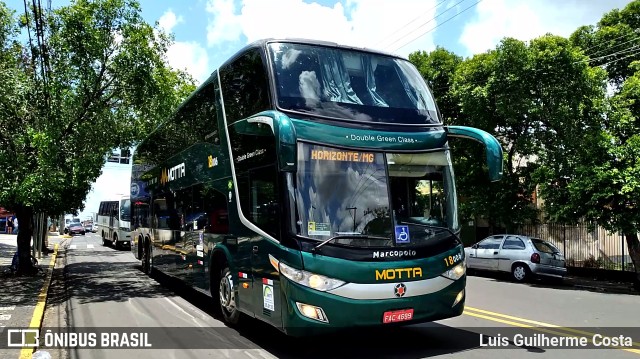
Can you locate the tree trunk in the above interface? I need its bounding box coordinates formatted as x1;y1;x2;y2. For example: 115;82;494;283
624;232;640;291
15;205;36;275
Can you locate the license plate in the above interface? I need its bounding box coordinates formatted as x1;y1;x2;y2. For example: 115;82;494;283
383;309;414;324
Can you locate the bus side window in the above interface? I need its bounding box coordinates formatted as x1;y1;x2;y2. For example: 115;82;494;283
237;166;280;239
190;184;228;234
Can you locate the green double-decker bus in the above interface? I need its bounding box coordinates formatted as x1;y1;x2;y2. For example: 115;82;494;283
130;38;503;336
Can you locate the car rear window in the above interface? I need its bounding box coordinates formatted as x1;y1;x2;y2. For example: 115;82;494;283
531;238;559;253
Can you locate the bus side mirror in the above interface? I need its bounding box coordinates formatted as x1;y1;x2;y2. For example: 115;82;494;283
247;111;298;172
445;126;504;182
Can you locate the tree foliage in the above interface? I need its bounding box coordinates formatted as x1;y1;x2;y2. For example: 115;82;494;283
408;0;640;284
0;0;195;274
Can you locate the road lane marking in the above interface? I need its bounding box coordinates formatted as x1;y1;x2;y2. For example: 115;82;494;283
0;314;11;320
464;306;640;354
87;244;94;249
0;306;16;311
70;244;77;249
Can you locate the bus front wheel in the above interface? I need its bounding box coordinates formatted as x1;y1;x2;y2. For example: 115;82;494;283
218;266;240;325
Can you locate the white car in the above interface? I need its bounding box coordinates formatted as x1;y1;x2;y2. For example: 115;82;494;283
465;234;567;282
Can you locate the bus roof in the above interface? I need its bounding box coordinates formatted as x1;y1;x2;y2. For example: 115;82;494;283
218;38;408;71
133;37;412;157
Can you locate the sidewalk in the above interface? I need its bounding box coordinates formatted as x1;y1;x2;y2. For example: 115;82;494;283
0;233;68;359
564;275;639;295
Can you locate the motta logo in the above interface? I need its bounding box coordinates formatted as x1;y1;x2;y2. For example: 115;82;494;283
375;267;423;281
160;163;186;185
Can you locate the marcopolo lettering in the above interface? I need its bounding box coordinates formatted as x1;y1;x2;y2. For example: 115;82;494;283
375;267;423;281
373;250;417;259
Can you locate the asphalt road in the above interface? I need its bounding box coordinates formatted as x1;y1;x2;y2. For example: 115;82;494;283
39;232;640;359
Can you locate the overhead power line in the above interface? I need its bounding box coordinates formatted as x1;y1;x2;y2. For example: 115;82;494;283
578;29;639;58
585;33;640;59
376;0;449;48
388;0;483;53
382;0;471;52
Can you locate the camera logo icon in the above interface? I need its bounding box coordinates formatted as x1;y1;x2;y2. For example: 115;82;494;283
7;329;39;347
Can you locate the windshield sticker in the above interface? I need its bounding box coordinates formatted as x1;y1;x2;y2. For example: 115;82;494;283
311;149;374;163
308;222;331;236
263;279;275;311
395;225;410;244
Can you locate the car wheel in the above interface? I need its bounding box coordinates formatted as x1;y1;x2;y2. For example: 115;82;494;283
218;266;240;325
511;263;530;282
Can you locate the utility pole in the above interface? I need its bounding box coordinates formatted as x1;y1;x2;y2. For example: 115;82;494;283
346;207;357;232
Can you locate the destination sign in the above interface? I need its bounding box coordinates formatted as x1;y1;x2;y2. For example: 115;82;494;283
310;149;374;163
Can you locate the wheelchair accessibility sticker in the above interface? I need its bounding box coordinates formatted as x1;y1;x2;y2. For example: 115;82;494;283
395;225;410;244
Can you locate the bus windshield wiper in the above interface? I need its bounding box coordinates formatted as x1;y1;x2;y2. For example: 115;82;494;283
397;220;457;238
311;234;389;252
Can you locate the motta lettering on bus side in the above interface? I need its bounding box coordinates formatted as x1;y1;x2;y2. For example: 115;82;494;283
346;134;418;144
375;267;423;281
160;163;186;185
373;250;417;259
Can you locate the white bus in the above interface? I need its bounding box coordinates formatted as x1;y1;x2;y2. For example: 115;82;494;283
96;195;132;249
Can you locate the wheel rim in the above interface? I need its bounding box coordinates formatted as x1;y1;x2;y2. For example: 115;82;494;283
219;274;236;313
514;266;526;280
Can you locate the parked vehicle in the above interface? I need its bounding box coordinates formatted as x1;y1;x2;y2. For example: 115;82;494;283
464;234;566;282
68;222;86;236
64;217;81;234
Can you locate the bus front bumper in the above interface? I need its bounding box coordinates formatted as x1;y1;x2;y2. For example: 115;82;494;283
280;275;466;337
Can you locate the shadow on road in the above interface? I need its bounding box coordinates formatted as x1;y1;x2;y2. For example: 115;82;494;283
52;245;553;358
47;249;173;306
467;270;638;295
143;267;547;358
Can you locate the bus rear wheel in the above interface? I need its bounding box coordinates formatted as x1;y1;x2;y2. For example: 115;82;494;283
218;266;240;325
142;240;153;275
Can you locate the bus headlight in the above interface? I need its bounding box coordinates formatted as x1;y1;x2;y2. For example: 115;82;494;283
442;262;466;281
277;261;346;292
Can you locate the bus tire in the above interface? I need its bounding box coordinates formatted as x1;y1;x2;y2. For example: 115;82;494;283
142;239;153;275
217;266;240;325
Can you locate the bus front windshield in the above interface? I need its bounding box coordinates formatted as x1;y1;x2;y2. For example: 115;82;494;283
294;143;459;248
120;199;131;222
268;42;440;125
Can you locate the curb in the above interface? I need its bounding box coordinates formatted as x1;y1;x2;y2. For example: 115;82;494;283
17;242;60;359
571;283;638;295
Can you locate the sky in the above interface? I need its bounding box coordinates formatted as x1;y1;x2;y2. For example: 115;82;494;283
4;0;633;220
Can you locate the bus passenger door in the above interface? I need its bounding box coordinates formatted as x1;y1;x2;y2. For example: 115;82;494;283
242;168;284;329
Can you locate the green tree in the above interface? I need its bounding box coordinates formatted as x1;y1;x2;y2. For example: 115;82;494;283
0;0;195;274
538;62;640;285
408;46;463;124
570;0;640;89
450;36;604;233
